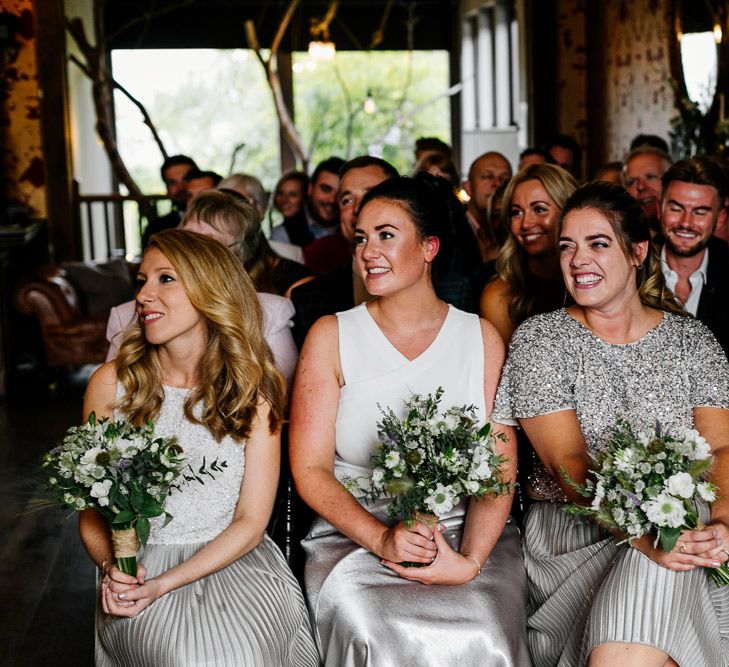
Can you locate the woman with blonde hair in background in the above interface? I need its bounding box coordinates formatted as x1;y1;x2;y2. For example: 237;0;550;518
480;163;578;344
82;229;318;666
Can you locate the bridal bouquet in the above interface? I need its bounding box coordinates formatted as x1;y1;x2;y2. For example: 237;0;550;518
342;387;511;529
564;418;729;585
42;413;225;575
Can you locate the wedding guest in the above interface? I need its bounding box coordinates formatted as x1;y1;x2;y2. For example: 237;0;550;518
194;191;312;298
622;145;672;235
519;148;547;170
593;160;623;185
480;163;577;344
303;156;397;276
660;157;729;357
269;171;310;247
218;172;304;263
413;136;452;163
183;168;223;204
141;154;197;248
271;157;345;246
495;181;729;666
413;151;460;185
544;134;581;179
105;191;298;385
81;229;319;666
290;175;529;666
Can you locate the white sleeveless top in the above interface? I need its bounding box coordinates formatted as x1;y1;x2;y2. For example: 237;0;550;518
334;303;486;487
116;385;245;544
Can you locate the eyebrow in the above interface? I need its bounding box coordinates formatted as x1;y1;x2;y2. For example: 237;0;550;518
558;233;612;242
666;199;712;211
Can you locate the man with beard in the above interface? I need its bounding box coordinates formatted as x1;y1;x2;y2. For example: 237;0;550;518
623;146;672;236
660;157;729;356
271;157;344;245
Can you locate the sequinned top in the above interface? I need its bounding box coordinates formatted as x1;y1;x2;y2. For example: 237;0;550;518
116;385;245;544
494;309;729;502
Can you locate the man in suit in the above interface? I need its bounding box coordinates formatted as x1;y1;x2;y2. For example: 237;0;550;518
142;154;198;248
290;156;398;348
660;157;729;357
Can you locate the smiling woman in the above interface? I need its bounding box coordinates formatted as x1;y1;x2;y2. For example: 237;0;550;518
495;181;729;666
80;230;319;666
480;163;578;345
290;175;529;666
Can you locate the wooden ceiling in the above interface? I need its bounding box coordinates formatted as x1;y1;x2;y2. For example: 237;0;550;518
102;1;457;52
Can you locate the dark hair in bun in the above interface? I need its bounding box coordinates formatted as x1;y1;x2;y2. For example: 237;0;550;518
358;173;465;273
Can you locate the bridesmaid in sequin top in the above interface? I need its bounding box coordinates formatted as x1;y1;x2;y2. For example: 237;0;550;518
495;181;729;666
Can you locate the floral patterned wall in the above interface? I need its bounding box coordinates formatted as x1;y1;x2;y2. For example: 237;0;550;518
600;0;673;161
556;0;587;172
556;0;675;170
0;0;46;217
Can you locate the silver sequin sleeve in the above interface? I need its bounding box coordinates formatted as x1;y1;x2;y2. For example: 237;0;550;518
494;309;729;501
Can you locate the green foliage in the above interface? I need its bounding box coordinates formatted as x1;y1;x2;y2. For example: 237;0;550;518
342;387;511;524
113;48;451;195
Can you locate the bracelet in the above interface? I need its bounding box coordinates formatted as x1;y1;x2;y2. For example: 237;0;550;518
100;554;113;575
462;554;482;577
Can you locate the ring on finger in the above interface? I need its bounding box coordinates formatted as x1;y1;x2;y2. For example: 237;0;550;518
722;548;729;560
679;542;687;554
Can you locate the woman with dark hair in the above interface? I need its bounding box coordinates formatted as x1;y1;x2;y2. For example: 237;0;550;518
480;163;578;344
495;181;729;666
82;230;319;665
270;171;312;247
290;174;529;666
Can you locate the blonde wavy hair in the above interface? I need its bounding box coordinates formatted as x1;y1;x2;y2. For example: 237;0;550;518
558;181;686;315
114;229;286;441
495;163;578;326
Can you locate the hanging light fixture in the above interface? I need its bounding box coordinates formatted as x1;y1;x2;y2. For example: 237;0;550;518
309;1;339;61
363;89;377;114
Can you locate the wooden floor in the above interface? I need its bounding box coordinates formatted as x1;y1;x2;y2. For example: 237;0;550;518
0;371;96;666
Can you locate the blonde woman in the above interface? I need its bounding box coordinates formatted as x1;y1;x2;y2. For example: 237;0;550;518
81;230;318;666
480;163;578;344
106;191;298;384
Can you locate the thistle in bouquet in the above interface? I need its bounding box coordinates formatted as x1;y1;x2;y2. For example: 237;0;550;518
343;387;512;533
42;412;226;576
563;418;729;586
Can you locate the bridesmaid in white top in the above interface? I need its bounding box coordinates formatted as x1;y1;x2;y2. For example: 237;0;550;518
290;174;530;666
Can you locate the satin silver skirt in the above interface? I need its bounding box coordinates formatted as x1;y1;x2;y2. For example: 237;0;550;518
95;534;320;666
523;501;729;666
302;499;530;666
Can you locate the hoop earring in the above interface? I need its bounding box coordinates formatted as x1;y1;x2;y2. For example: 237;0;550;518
635;262;643;270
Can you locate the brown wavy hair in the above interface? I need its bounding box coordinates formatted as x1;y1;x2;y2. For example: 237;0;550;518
114;229;286;441
559;181;686;315
495;163;578;326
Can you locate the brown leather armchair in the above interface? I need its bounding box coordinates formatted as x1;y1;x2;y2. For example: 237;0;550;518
13;266;110;367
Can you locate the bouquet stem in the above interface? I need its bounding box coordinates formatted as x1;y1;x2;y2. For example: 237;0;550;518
414;511;439;537
111;524;138;576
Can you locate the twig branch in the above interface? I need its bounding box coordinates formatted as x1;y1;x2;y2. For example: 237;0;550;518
68;54;168;161
65;1;154;219
245;0;310;170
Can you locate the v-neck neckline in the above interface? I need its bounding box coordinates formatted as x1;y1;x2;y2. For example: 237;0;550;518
362;302;453;363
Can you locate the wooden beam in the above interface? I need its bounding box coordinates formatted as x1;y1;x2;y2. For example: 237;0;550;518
34;0;78;261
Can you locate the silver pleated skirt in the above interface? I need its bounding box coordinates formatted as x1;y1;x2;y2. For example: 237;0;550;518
524;501;729;666
302;499;531;667
95;534;320;667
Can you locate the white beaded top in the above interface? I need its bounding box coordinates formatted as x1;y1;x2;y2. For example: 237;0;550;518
117;385;245;544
